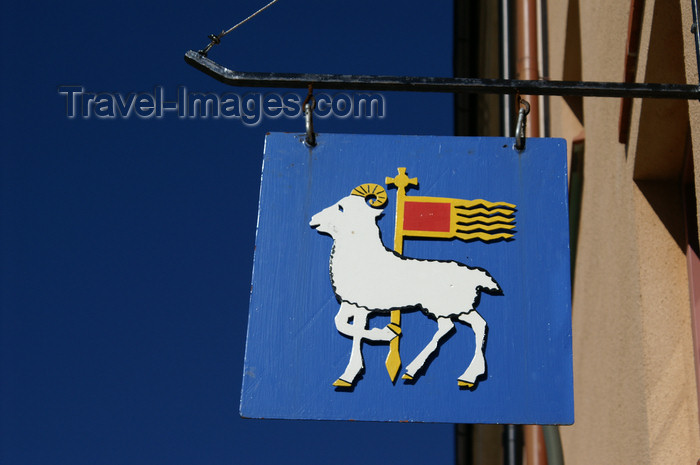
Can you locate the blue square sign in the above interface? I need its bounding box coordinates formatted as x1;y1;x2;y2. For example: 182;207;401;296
241;133;573;424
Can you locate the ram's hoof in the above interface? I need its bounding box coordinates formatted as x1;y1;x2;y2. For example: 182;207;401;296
458;380;474;388
401;373;413;381
333;378;353;387
387;323;402;336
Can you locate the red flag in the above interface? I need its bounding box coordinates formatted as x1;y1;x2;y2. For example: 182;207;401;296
398;196;516;242
403;201;451;232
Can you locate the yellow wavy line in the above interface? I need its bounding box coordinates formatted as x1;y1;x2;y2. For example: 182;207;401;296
455;207;515;216
455;215;515;224
456;223;516;232
455;231;514;242
453;199;516;209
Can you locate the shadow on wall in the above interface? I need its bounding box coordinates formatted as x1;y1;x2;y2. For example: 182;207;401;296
633;0;690;252
562;0;583;124
633;0;688;181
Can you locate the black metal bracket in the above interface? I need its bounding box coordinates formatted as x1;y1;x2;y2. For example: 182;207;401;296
185;50;700;100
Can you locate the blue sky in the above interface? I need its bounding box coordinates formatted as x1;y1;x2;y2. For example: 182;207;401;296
1;1;456;464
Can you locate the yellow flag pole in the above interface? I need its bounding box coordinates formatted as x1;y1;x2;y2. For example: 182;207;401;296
385;168;418;382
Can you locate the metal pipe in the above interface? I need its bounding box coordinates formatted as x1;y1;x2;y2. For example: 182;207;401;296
542;425;564;465
516;0;540;136
503;424;523;465
516;0;547;463
540;0;550;137
501;0;514;135
525;426;548;465
500;2;522;460
184;51;700;100
538;3;563;463
455;424;473;465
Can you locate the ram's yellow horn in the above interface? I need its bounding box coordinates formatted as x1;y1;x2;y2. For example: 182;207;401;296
351;183;388;208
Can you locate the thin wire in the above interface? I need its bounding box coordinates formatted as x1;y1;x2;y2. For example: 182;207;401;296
220;0;280;38
199;0;281;56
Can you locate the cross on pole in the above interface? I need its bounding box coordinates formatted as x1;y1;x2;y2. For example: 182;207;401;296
384;167;418;382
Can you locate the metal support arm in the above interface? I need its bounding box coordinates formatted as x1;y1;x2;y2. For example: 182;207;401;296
185;50;700;100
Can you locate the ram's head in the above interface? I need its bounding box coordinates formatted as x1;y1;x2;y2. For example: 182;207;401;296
309;183;387;238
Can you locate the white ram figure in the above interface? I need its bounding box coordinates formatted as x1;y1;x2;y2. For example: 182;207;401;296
310;183;502;388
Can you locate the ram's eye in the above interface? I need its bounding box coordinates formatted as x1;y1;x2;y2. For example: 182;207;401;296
338;205;344;212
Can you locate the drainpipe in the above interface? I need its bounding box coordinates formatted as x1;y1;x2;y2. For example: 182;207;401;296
500;1;525;464
516;0;546;463
539;0;550;137
516;0;540;137
502;0;515;137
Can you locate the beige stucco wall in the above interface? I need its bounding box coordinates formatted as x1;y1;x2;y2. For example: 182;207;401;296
548;0;700;463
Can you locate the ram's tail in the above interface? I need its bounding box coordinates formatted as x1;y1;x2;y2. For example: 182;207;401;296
476;270;501;295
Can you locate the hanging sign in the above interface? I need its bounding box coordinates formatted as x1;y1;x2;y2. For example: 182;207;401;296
241;133;573;424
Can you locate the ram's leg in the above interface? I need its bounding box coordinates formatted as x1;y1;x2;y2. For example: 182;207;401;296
335;302;398;342
333;305;369;387
456;311;487;388
402;316;454;381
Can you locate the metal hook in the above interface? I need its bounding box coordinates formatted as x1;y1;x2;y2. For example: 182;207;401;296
302;84;316;147
514;98;530;151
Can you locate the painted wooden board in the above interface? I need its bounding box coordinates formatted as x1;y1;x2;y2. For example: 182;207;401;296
241;133;573;424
